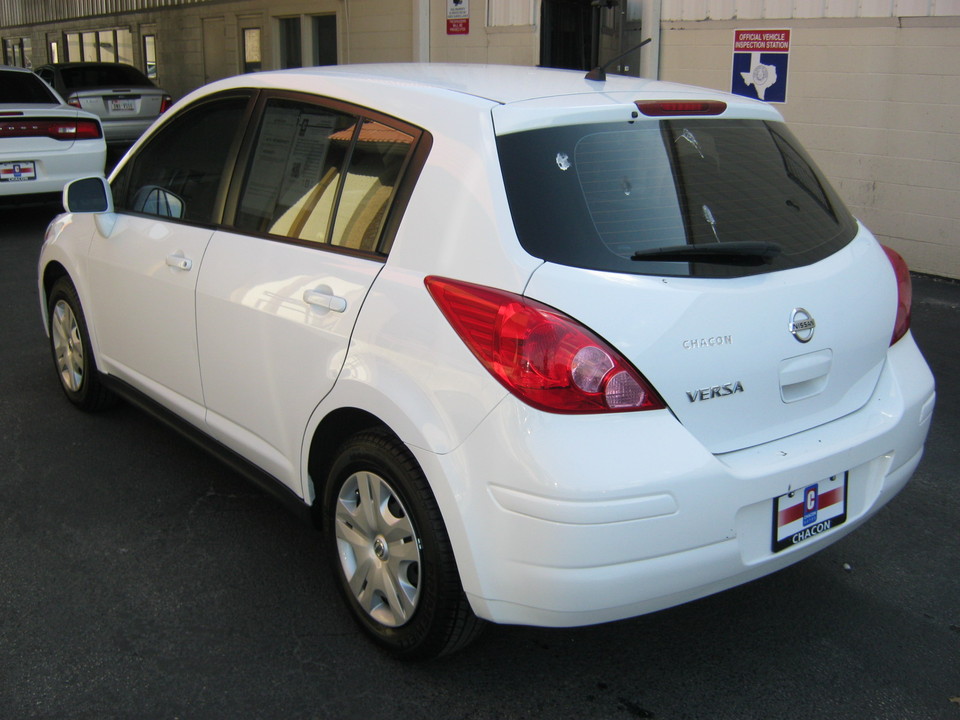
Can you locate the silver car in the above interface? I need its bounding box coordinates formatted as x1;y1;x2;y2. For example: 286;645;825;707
35;62;172;146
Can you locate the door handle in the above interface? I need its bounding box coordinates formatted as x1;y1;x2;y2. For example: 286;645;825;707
302;289;347;313
165;253;193;271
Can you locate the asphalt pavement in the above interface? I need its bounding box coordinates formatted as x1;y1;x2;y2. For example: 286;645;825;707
1;200;958;719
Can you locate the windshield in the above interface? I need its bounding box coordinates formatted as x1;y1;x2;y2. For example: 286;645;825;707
496;118;857;278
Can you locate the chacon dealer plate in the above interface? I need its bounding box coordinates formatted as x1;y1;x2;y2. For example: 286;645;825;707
773;473;847;552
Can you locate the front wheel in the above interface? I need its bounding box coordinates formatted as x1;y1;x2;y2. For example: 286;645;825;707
47;278;114;411
324;430;483;659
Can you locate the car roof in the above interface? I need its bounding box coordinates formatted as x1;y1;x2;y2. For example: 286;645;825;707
205;63;775;113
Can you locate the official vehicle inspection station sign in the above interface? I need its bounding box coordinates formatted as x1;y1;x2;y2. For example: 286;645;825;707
731;29;791;103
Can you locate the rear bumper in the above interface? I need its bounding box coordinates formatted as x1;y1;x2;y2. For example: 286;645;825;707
414;331;935;627
0;142;105;196
101;118;155;144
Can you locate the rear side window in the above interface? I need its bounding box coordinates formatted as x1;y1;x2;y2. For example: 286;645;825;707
232;97;416;253
111;94;250;224
1;71;59;103
497;119;858;278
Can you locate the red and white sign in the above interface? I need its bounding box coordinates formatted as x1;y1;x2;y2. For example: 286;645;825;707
734;29;791;53
447;0;469;35
773;474;847;552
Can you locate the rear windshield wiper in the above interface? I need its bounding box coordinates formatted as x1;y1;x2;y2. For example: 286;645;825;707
631;241;782;266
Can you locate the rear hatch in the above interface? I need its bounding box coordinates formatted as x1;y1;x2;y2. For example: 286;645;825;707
494;94;896;454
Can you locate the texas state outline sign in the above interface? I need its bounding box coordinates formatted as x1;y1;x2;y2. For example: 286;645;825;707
731;29;790;104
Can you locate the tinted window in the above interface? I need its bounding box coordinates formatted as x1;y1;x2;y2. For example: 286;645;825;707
112;95;250;224
234;98;356;241
233;99;415;252
1;71;59;103
497;119;858;278
59;64;153;90
330;120;414;251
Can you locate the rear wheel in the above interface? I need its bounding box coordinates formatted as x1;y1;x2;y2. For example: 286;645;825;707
324;430;482;659
47;278;114;411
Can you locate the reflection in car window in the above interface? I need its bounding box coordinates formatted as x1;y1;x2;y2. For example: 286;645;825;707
111;95;249;224
330;120;414;251
234;100;415;253
234;99;356;242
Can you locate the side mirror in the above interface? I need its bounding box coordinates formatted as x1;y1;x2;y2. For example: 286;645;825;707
63;176;113;213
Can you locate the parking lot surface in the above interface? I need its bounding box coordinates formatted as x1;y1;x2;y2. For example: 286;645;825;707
2;201;958;719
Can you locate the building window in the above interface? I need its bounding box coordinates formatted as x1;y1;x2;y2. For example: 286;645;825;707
49;40;60;63
279;17;301;69
65;29;133;64
312;15;337;66
242;28;261;73
82;32;97;61
143;35;158;80
98;30;116;62
488;0;537;26
66;33;81;61
3;37;32;67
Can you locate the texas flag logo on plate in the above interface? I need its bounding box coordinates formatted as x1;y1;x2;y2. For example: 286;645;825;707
773;474;847;552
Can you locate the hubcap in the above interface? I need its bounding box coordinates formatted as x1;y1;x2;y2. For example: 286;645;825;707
51;300;84;393
334;471;421;628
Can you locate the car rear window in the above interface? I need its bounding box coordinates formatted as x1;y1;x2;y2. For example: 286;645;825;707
1;71;59;104
496;118;858;278
59;65;153;90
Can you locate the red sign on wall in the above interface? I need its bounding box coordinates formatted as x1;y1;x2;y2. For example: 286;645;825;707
447;18;469;35
734;29;791;52
447;0;469;35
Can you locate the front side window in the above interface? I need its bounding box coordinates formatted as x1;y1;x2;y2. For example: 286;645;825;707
497;118;858;278
112;95;251;224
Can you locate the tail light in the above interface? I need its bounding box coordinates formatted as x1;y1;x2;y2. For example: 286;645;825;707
882;246;912;345
66;95;82;109
425;277;665;414
0;118;102;140
159;94;173;114
636;100;727;116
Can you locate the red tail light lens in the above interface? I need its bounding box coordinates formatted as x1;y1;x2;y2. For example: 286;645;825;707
0;118;103;140
159;95;173;114
882;245;912;345
425;277;665;414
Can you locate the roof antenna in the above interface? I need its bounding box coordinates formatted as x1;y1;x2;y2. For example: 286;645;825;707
585;38;652;82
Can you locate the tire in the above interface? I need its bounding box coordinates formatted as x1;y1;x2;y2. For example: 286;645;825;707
324;429;483;659
47;278;115;411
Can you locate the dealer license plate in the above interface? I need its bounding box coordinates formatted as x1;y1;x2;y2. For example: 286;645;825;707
0;161;36;182
109;99;136;112
772;473;847;553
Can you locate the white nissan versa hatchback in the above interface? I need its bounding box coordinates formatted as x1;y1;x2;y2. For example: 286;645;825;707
38;64;935;658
